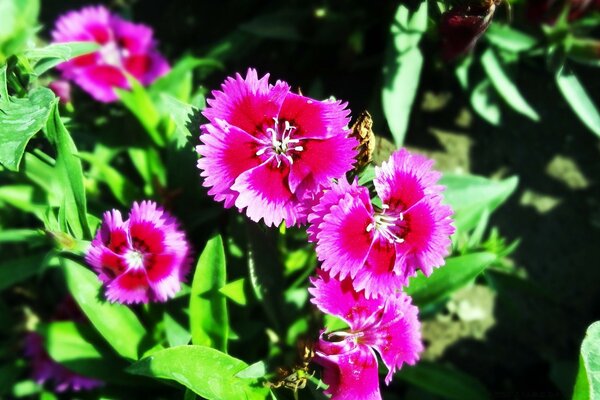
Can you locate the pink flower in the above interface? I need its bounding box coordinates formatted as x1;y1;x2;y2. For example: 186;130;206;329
51;5;170;103
308;149;454;298
309;270;423;399
197;69;358;227
48;80;72;104
86;201;191;304
25;333;103;392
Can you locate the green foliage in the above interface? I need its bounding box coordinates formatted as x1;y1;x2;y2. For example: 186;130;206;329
24;42;99;76
190;235;229;352
382;0;427;145
128;346;270;400
62;259;147;360
0;0;39;63
556;66;600;137
573;321;600;399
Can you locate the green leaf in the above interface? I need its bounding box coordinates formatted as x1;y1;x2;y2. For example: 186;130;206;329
25;42;99;75
0;184;47;217
235;361;267;379
481;49;540;121
470;79;502;126
150;56;222;100
405;252;497;307
0;253;47;292
0;81;55;171
79;151;139;206
573;321;600;399
382;0;427;145
45;103;91;239
0;0;39;62
164;311;192;347
397;361;490;400
441;174;518;233
62;259;147;360
159;93;197;148
190;235;228;352
556;66;600;137
0;228;42;243
219;278;248;306
127;345;269;400
485;24;537;53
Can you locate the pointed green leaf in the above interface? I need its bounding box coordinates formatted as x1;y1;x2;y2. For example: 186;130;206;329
190;235;228;352
470;79;502;126
62;259;147;360
219;278;248;306
556;67;600;137
382;0;428;145
405;252;497;307
25;42;99;75
481;49;539;121
127;345;269;400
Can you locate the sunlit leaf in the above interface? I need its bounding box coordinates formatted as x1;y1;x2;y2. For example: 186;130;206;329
190;235;228;352
405;252;497;307
470;79;501;126
382;0;427;145
573;321;600;399
62;259;147;360
481;49;539;121
556;66;600;137
485;24;537;53
128;345;269;400
25;42;99;75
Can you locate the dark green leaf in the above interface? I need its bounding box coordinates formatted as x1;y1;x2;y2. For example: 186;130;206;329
0;82;55;171
79;151;139;206
397;361;490;400
405;252;497;307
127;345;269;400
0;253;47;292
382;0;427;145
573;321;600;399
441;174;518;233
117;79;164;147
556;66;600;137
190;235;228;352
62;259;147;360
481;49;539;121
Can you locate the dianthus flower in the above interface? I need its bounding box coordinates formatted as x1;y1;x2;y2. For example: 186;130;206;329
51;5;169;102
197;69;358;227
308;149;454;298
309;270;423;399
86;201;191;304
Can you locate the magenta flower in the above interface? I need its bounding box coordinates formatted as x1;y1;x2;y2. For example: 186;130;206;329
51;5;170;103
197;69;358;227
25;332;103;392
309;270;423;399
86;201;191;304
309;149;454;298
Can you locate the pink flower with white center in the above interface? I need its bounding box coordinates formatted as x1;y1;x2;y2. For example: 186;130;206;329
51;5;170;103
309;149;454;298
25;333;103;392
197;69;358;227
309;270;423;399
86;201;191;304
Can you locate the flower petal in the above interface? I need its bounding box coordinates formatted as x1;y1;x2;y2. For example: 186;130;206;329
315;342;381;400
105;269;149;304
203;68;290;134
279;93;351;140
197;119;262;208
232;160;303;227
72;65;128;103
315;192;374;280
362;293;423;384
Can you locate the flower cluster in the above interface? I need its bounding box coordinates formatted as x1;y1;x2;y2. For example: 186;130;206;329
86;201;191;304
197;68;358;227
52;5;169;102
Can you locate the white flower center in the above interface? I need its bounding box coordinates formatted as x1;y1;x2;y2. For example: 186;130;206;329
366;205;405;244
99;41;128;67
124;249;145;270
256;118;304;168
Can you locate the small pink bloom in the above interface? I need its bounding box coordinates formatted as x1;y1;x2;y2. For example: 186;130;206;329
86;201;191;304
309;149;454;298
197;68;358;227
48;80;72;104
309;270;423;399
25;332;103;392
51;5;170;103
